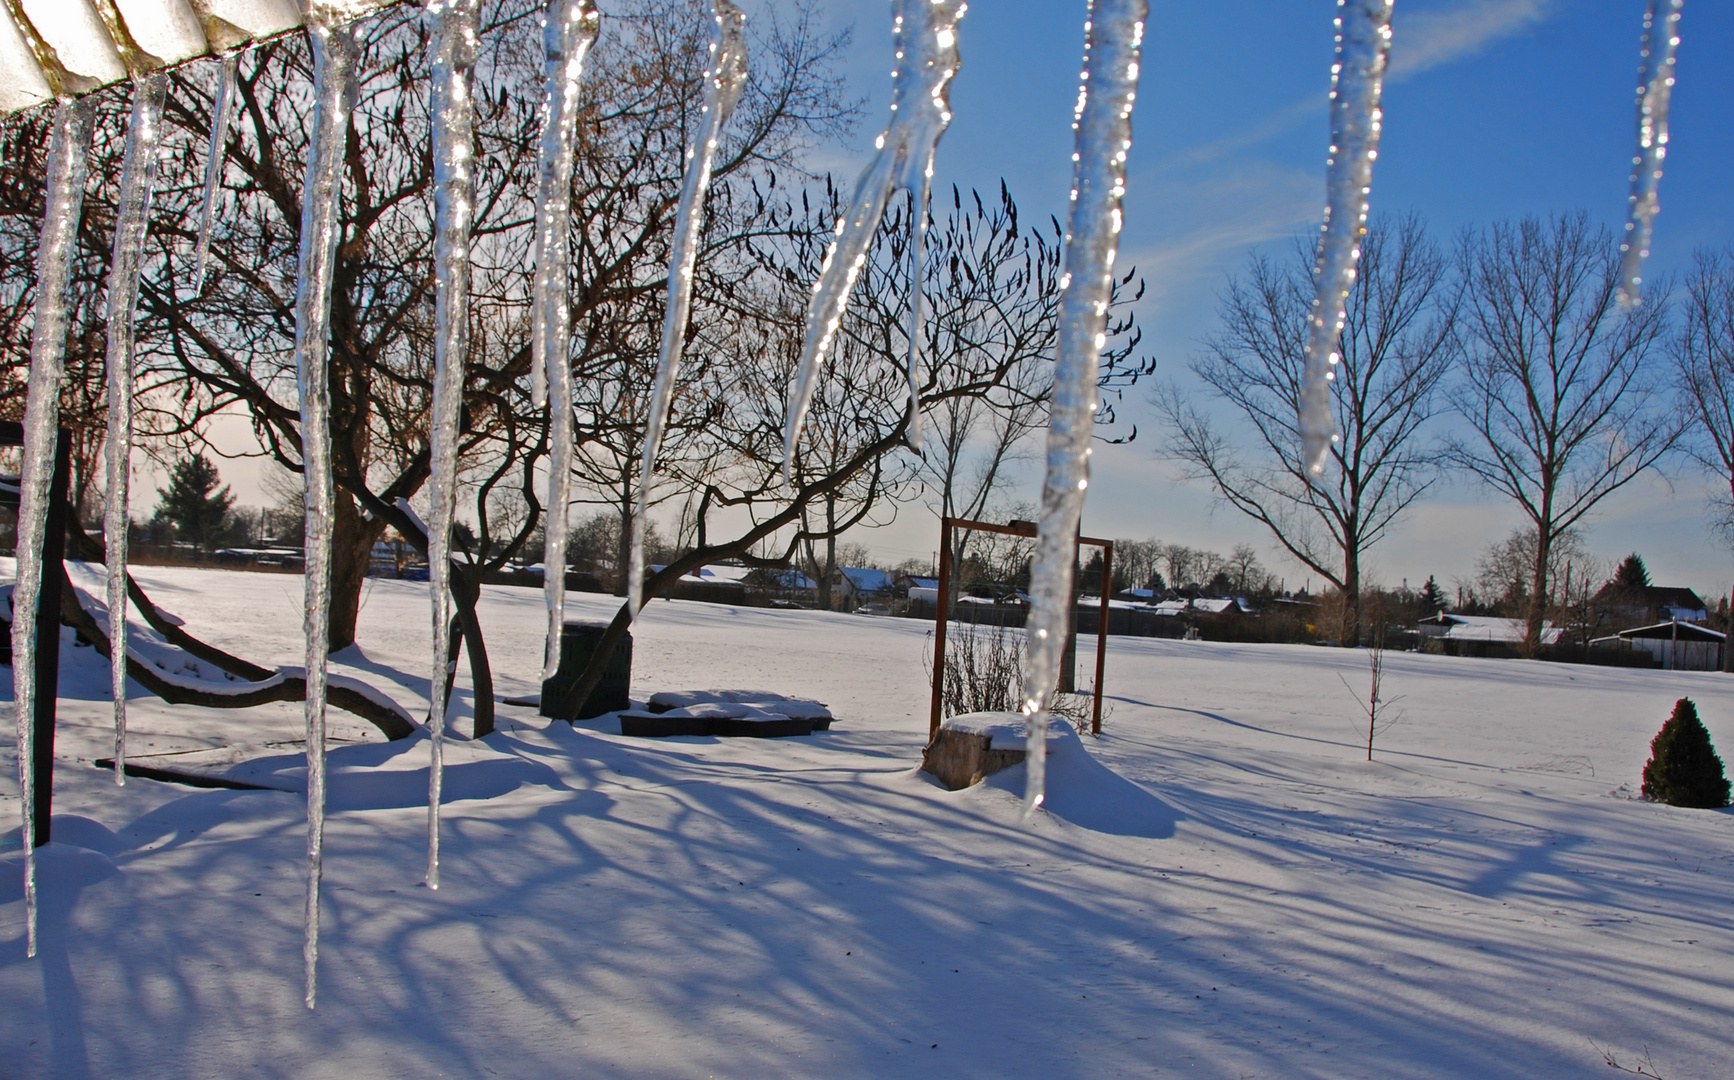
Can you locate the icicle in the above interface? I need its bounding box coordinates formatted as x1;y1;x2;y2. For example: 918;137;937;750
905;187;928;446
104;73;169;788
628;0;747;618
1618;0;1683;308
782;0;966;485
1019;0;1145;816
13;98;93;960
191;53;238;296
423;0;480;892
293;12;359;1010
529;0;599;680
1298;0;1394;477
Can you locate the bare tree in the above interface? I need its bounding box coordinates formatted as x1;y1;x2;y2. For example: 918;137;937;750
1156;215;1459;643
1448;213;1678;654
1672;247;1734;668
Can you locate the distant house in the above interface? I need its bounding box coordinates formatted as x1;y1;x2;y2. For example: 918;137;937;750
1592;584;1709;627
896;575;939;603
1417;613;1562;650
835;566;894;603
1591;620;1725;671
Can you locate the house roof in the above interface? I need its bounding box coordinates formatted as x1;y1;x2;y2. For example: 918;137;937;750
0;0;399;115
838;567;893;592
1419;613;1563;645
1606;620;1726;642
898;576;939;590
1592;584;1708;613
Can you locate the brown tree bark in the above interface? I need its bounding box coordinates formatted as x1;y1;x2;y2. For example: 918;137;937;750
327;490;388;651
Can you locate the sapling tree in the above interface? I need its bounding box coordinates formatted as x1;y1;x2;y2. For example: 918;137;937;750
1342;592;1402;759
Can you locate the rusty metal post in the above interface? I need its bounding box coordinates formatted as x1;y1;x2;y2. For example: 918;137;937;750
928;517;954;739
1092;541;1113;736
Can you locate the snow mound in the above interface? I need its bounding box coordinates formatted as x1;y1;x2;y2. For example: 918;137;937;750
941;711;1075;743
646;688;833;725
951;715;1179;839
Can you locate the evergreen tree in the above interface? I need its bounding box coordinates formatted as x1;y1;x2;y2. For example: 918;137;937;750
1642;698;1731;808
1615;553;1651;588
1420;575;1448;615
154;454;236;552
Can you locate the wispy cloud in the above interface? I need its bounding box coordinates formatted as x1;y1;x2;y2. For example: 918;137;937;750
1388;0;1556;79
1178;0;1559;165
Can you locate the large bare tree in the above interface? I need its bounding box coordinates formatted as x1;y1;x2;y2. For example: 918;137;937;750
1155;215;1459;643
1448;212;1678;655
1672;246;1734;668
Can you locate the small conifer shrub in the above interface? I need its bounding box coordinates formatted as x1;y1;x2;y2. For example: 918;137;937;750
1641;698;1731;809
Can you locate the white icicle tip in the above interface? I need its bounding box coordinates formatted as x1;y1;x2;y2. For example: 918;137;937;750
533;0;601;683
1298;0;1393;481
107;74;170;788
1617;0;1683;309
1020;0;1146;815
633;0;748;623
783;0;965;467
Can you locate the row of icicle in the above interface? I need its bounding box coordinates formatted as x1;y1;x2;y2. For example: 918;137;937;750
10;0;1685;1008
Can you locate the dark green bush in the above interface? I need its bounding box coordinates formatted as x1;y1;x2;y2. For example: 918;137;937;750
1641;698;1731;809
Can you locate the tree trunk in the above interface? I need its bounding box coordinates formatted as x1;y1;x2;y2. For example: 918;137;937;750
1524;528;1553;658
1340;532;1362;646
614;484;632;597
449;566;496;738
328;489;387;651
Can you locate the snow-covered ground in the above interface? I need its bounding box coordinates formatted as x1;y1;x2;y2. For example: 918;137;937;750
3;563;1731;1078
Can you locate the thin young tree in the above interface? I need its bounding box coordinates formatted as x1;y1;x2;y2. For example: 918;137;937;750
1155;215;1459;644
1448;212;1678;655
1672;247;1734;669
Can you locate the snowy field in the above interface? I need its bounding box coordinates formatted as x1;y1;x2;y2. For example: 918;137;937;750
3;563;1732;1079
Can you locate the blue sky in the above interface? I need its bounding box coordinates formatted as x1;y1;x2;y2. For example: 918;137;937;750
795;0;1734;596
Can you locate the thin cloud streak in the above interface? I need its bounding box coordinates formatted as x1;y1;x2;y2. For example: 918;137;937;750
1389;0;1555;78
1178;0;1559;166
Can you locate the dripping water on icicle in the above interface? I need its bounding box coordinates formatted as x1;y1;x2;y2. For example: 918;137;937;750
293;12;360;1009
1618;0;1683;308
781;0;966;487
192;53;238;295
1298;0;1394;478
531;0;600;681
629;0;747;619
1019;0;1146;817
13;98;94;961
105;74;170;788
423;0;482;891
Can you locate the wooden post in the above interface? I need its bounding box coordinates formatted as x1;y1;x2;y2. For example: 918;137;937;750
32;429;69;845
928;517;953;739
1;421;70;847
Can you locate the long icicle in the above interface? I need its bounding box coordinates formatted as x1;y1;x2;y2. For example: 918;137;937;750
424;0;480;892
1617;0;1683;307
531;0;599;681
191;53;238;295
1018;0;1145;816
104;73;169;789
294;12;359;1010
13;97;93;961
1297;0;1394;477
628;0;747;618
781;0;965;486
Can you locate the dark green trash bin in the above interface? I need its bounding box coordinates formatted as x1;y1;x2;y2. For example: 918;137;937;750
540;621;632;720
